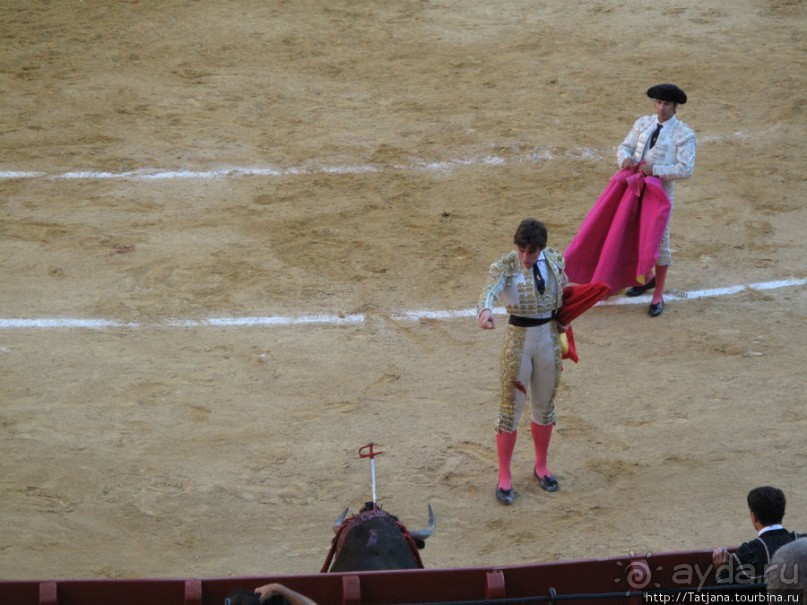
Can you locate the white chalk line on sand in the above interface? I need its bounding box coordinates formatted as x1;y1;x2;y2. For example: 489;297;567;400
0;133;747;182
0;278;803;331
0;154;585;181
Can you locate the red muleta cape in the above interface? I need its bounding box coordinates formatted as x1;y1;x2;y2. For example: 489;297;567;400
559;282;610;364
564;168;671;296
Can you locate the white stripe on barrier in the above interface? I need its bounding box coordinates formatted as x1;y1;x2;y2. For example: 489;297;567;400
0;279;803;330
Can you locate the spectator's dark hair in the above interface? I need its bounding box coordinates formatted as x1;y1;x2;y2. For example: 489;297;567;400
225;589;291;605
747;486;786;526
225;589;260;605
513;219;548;252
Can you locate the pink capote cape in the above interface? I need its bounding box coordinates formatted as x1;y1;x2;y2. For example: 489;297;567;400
564;168;671;295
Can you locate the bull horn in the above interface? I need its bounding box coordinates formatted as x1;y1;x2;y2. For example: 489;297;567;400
333;507;349;534
409;503;435;542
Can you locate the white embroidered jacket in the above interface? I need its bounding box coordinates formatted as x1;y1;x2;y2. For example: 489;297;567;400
617;114;697;181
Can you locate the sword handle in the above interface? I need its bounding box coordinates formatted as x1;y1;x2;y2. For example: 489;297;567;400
358;443;383;505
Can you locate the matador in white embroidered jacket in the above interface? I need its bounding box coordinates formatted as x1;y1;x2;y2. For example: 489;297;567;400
618;83;697;317
477;219;569;505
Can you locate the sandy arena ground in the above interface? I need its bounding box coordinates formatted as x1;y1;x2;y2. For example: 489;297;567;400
1;0;805;581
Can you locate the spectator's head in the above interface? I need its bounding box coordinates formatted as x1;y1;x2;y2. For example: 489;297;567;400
766;538;807;591
747;486;786;527
225;589;291;605
225;589;260;605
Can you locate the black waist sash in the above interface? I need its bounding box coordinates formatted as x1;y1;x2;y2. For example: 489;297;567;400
508;314;554;327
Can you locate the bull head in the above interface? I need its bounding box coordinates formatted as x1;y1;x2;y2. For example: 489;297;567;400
325;503;437;572
332;503;436;547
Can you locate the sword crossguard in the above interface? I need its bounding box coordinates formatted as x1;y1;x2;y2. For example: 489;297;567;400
358;442;383;460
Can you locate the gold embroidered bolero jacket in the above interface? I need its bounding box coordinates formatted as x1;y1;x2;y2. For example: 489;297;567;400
477;248;567;318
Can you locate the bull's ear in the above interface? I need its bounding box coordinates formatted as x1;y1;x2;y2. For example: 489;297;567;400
413;538;426;549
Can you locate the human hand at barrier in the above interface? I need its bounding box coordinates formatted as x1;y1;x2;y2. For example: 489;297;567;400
711;547;729;567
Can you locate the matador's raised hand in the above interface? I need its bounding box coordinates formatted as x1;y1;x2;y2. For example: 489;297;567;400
478;308;496;330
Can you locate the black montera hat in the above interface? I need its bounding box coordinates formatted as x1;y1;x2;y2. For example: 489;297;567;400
647;83;687;104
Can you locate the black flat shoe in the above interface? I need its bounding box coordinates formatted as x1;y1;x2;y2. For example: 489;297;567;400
534;469;559;492
625;277;656;297
496;487;514;505
649;301;664;317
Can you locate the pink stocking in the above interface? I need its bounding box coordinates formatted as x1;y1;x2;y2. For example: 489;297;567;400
530;421;553;478
652;265;668;305
496;430;517;490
